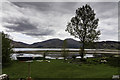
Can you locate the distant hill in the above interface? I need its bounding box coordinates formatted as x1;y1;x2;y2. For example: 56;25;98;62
65;38;81;48
95;41;120;49
11;38;120;49
11;41;30;48
31;38;63;48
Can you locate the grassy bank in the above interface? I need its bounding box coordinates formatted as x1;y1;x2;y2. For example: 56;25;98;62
2;59;119;79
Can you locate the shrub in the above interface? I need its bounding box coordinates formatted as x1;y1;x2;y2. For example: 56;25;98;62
107;57;120;67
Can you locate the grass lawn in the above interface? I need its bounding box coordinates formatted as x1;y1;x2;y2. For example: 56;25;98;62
2;59;119;79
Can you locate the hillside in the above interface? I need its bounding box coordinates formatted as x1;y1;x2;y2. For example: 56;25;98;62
11;41;30;48
12;38;120;49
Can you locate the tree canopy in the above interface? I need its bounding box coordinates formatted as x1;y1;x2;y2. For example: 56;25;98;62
1;32;13;66
66;4;101;59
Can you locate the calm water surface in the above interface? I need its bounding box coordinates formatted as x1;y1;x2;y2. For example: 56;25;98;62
11;48;95;60
13;48;102;51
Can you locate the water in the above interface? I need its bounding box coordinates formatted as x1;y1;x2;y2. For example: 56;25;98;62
13;48;101;51
11;48;94;60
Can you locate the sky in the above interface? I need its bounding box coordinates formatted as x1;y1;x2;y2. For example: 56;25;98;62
0;1;119;44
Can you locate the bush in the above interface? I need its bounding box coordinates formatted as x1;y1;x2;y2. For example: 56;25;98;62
107;57;120;67
87;58;101;64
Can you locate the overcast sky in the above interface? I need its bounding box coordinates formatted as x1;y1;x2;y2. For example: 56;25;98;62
0;1;118;44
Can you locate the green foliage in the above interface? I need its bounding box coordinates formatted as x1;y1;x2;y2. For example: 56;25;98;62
1;32;13;66
66;4;101;58
87;58;101;64
107;57;120;67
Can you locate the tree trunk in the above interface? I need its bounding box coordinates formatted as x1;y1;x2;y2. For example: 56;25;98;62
81;42;85;59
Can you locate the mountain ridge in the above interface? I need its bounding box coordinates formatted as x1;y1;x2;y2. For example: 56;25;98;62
11;38;120;49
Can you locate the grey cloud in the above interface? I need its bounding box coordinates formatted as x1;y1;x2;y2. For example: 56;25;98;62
12;2;79;14
91;2;117;12
23;29;54;36
13;2;51;11
4;20;55;36
2;1;118;41
5;19;37;32
12;2;118;16
2;2;55;36
13;2;117;17
88;2;118;21
102;29;118;35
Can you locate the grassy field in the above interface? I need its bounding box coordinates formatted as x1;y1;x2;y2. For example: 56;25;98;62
2;59;119;79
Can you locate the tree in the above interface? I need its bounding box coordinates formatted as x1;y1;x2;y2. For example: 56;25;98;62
43;50;48;60
61;40;69;61
66;4;100;59
1;32;13;66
